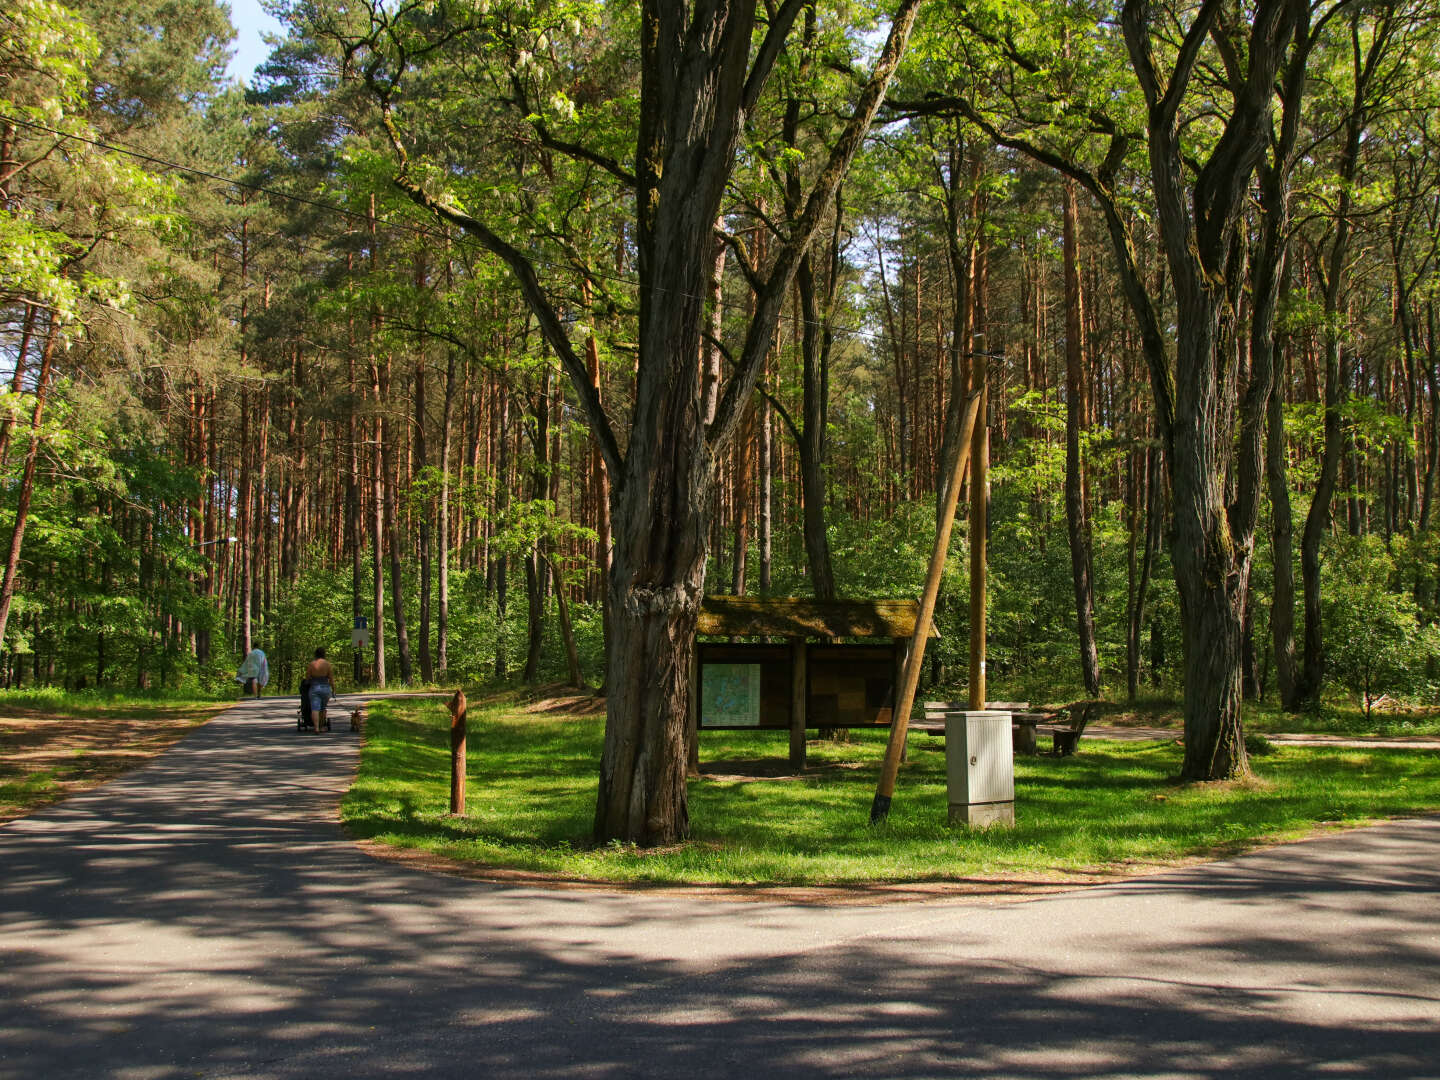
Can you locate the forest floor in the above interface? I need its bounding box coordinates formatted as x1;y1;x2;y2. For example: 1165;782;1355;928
0;698;229;823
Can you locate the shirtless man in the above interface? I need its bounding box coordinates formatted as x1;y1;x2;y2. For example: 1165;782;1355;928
306;648;336;732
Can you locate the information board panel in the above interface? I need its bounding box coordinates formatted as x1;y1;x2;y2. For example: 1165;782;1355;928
700;663;763;727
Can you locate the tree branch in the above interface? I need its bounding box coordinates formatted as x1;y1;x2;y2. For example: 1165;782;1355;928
375;96;623;480
742;0;808;112
710;0;923;451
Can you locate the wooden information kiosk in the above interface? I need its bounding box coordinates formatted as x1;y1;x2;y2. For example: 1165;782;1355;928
691;596;935;770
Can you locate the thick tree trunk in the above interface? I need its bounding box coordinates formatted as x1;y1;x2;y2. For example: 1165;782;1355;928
596;453;710;845
1171;319;1248;780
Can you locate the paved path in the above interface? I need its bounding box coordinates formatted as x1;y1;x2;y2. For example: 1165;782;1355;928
2;698;1438;1079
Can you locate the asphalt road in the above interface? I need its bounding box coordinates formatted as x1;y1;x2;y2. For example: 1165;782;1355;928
2;697;1438;1079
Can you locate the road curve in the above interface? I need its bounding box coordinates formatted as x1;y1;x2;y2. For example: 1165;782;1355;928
2;697;1437;1079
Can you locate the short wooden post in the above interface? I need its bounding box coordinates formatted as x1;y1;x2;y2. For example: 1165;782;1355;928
789;638;807;771
448;688;467;815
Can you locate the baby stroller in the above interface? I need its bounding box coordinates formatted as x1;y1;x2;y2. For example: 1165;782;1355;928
297;677;330;732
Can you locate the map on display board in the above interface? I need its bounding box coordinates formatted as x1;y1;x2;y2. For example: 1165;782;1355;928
701;663;762;727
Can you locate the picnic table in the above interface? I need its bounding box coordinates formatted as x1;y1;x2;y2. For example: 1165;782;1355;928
912;701;1095;756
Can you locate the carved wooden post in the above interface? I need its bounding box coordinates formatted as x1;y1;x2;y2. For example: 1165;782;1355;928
449;688;467;815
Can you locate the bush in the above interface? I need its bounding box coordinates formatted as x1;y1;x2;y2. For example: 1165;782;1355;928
1322;535;1440;720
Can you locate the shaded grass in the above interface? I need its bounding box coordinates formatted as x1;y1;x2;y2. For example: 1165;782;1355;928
342;695;1440;885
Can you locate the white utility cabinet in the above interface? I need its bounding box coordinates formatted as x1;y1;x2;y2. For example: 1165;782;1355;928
944;710;1015;827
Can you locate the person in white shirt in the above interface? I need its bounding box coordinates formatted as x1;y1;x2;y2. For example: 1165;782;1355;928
236;646;269;699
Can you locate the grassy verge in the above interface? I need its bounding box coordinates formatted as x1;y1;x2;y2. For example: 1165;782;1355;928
342;693;1440;886
0;692;227;822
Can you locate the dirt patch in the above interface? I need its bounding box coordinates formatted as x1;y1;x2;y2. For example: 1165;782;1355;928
0;702;227;824
472;684;606;718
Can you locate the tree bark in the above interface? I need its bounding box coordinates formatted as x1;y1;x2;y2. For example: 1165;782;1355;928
416;355;433;684
1062;178;1100;695
381;0;921;844
438;346;456;678
0;322;58;650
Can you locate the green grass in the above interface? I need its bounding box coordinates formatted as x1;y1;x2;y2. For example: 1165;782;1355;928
341;694;1440;885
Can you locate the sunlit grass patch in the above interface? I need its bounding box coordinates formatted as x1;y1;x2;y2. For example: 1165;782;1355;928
342;694;1440;886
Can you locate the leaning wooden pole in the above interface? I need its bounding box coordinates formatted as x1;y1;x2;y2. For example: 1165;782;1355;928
968;334;989;710
870;389;984;824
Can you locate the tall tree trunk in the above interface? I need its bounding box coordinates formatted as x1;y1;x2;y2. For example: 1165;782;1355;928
371;415;387;689
731;400;753;595
796;245;836;601
1267;342;1301;708
0;321;58;649
415;354;433;683
382;409;413;683
438;347;456;678
493;370;510;681
1297;5;1390;705
1062;179;1100;695
758;355;772;594
523;369;551;683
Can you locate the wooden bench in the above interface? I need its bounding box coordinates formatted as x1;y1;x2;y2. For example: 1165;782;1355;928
1034;701;1101;756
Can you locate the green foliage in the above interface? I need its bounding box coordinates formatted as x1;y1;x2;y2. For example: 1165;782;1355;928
1321;535;1440;719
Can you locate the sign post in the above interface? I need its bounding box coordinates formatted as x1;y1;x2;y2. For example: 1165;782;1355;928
352;616;368;685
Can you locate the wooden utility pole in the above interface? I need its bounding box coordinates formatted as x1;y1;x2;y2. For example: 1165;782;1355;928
449;688;467;814
968;331;989;710
870;389;983;824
